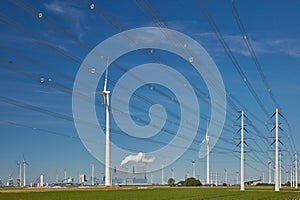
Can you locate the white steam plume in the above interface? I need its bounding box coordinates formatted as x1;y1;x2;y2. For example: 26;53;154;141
120;152;155;165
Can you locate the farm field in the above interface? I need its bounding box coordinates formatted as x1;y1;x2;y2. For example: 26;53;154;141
0;186;300;200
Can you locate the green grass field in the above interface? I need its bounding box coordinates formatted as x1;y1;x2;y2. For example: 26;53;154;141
0;186;300;200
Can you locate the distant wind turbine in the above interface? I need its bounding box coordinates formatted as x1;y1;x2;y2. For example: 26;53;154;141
205;122;210;185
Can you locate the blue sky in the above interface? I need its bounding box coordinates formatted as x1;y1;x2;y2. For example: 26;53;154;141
0;0;300;185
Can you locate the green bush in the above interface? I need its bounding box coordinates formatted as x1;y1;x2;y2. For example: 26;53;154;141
168;178;175;187
183;177;202;186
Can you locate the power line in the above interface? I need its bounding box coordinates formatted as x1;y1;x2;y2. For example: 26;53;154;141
229;0;279;108
195;0;270;117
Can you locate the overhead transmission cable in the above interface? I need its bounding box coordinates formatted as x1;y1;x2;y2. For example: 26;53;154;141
2;0;274;171
195;0;270;117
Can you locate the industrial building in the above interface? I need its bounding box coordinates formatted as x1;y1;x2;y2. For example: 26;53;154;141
111;165;148;185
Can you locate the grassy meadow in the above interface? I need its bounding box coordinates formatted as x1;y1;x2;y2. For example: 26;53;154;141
0;186;299;200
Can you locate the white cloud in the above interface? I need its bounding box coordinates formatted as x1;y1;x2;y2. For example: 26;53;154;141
44;1;65;13
120;152;155;165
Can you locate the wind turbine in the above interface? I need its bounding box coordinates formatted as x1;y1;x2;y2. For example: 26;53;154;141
64;169;67;183
91;164;94;186
22;159;29;186
192;160;195;178
171;168;174;179
268;160;271;184
205;122;210;185
295;153;298;189
224;169;228;185
161;164;164;185
96;60;111;186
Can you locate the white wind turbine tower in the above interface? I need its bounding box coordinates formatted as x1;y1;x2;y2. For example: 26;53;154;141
295;153;298;189
161;164;164;185
192;160;196;178
64;169;67;183
290;165;293;187
96;60;111;186
268;160;272;184
171;168;174;180
23;159;28;186
91;164;95;186
224;169;228;185
205;122;210;185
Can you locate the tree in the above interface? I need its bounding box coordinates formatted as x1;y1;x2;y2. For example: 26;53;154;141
184;177;202;186
168;178;175;186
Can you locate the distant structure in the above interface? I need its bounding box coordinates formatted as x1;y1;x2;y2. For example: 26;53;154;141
111;165;147;185
16;178;21;187
40;175;44;187
7;175;13;186
16;162;22;186
79;174;87;185
23;159;28;186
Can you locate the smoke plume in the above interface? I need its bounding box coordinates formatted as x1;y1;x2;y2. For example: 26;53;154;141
120;152;155;165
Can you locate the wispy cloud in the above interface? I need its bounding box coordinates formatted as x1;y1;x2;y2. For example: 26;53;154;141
44;1;87;38
195;32;300;58
252;38;300;58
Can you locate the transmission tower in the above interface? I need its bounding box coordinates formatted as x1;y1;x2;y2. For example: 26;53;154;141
236;111;248;191
270;108;285;191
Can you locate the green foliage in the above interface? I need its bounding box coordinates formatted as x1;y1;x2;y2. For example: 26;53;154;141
167;178;175;187
183;177;202;186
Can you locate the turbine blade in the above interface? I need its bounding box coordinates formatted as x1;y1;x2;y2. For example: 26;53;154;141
103;95;108;107
95;91;104;94
103;60;109;91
